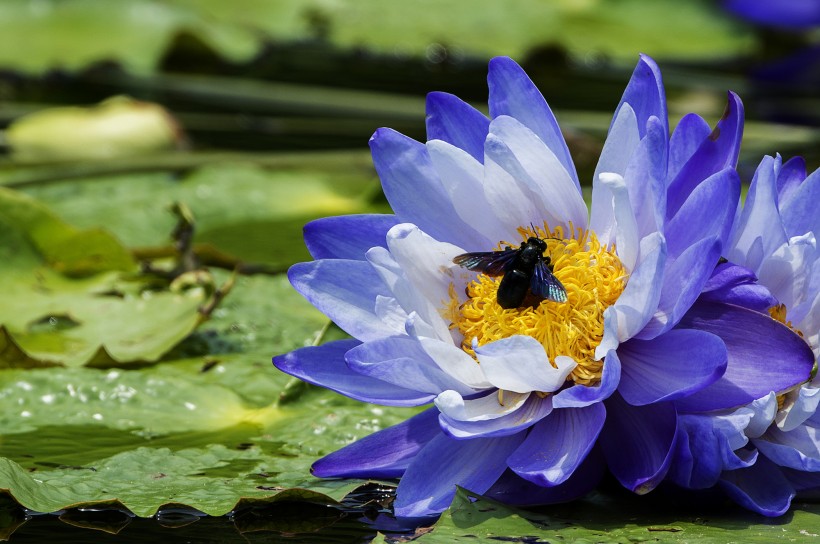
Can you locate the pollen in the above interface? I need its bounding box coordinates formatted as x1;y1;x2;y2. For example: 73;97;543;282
447;222;627;386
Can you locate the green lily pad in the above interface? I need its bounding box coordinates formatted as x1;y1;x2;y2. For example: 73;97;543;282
404;487;820;543
15;157;383;268
0;0;755;76
0;361;413;516
0;0;257;75
0;188;208;367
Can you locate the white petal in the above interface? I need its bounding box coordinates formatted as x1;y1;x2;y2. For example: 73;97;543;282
420;337;491;389
758;233;817;312
374;295;408;333
591;103;640;245
435;389;529;422
487;116;588;232
475;336;576;394
427;139;507;245
599;172;639;272
385;224;465;342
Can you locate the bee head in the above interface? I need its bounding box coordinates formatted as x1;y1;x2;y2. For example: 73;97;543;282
528;237;548;253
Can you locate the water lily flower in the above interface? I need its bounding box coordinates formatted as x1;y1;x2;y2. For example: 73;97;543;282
670;155;819;516
273;56;814;519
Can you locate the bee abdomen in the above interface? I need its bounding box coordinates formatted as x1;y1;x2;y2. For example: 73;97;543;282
497;269;530;309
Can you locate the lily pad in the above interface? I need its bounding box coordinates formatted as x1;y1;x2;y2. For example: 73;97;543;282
15;158;384;268
403;487;820;543
0;188;208;367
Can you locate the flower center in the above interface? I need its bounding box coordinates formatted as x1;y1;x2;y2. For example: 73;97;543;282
447;222;627;386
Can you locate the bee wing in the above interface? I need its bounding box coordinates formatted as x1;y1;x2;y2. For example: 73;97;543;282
453;249;517;276
531;260;568;303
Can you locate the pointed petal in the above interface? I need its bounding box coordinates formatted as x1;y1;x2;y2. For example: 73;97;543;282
288;259;397;341
426;139;506;245
622;116;668;241
475;336;576;394
728;156;788;271
508;403;605;486
668;113;711;182
346;336;477;396
487;56;579;189
776;155;806;206
601;393;677;494
666;167;740;258
273;339;433;406
719;456;794;517
369;127;484;248
618;329;727;406
615;54;668;141
674;301;815;412
425;91;489;162
590;102;640;245
666;92;744;218
304;214;398;260
394;432;525;518
419;337;491;389
486;115;588;232
312;408;442;478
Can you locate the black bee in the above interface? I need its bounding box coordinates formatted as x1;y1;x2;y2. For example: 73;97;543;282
453;237;568;309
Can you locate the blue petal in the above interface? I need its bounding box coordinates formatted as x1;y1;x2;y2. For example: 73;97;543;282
618;329;727;406
312;408;442;478
394;431;525;518
346;336;478;396
273;339;434;406
728;156;788;271
638;236;722;339
601;393;677;494
622;115;668;240
615;54;668;141
304;214;398;260
698;262;777;312
673;301;815;412
668;113;711;182
508;403;605;486
754;423;820;472
288;259;397;341
719;456;795;517
425;91;489;162
486;446;605;505
553;349;621;408
369;127;485;249
669;414;756;489
781;167;820;240
666;92;744;219
487;57;579;190
776;155;806;205
666;167;740;258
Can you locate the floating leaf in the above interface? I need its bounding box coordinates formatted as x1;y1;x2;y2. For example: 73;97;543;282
6;97;184;162
0;189;207;367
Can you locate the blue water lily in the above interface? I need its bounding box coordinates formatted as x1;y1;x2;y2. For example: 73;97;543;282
670;154;819;516
274;55;814;519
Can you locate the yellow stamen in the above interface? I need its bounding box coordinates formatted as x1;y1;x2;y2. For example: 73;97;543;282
447;222;628;387
769;303;808;408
